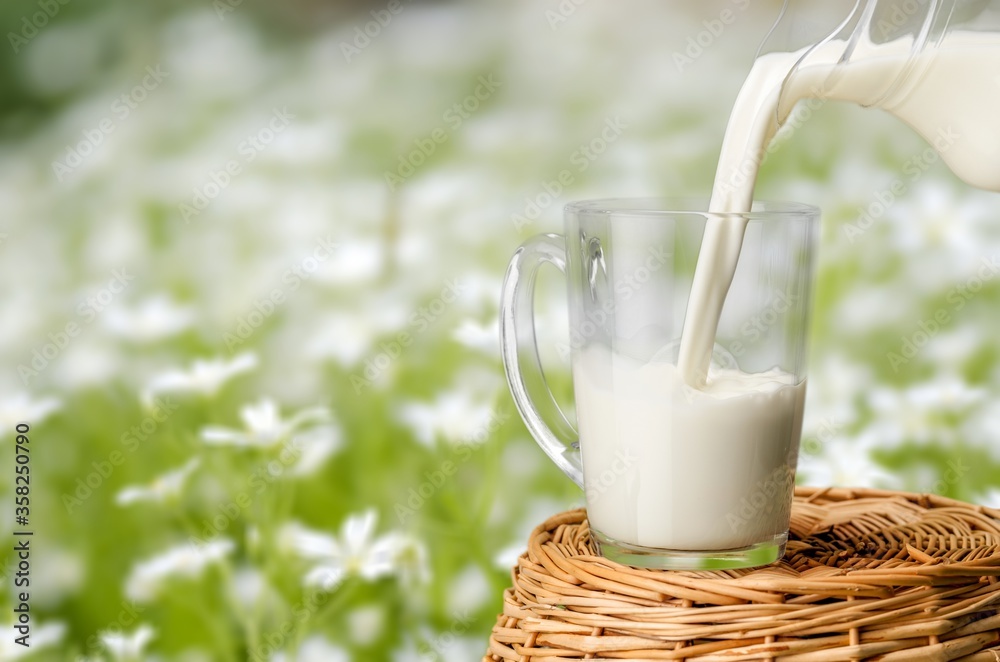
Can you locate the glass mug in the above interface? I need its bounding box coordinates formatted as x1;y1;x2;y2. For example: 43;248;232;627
500;198;819;570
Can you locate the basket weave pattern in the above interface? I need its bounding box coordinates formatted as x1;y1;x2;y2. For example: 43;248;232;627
485;487;1000;661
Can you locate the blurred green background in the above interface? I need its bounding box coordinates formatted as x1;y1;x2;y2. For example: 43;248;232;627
1;0;999;659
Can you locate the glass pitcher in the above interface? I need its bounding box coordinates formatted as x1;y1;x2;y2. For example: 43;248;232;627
763;0;1000;192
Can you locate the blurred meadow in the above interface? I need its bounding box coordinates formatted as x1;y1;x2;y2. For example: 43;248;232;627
1;0;1000;659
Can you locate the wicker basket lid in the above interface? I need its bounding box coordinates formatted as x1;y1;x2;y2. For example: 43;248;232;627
485;486;1000;661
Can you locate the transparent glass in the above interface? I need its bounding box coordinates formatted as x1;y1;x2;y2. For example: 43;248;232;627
501;199;820;570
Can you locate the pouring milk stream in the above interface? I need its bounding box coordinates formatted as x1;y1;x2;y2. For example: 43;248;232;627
576;0;1000;550
679;0;1000;387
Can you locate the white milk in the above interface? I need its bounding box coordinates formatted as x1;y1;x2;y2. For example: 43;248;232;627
576;345;805;550
677;48;804;387
679;33;1000;387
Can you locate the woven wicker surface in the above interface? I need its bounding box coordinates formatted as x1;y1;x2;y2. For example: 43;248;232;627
484;486;1000;661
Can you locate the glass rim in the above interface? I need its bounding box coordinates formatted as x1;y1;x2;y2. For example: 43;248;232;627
564;197;819;218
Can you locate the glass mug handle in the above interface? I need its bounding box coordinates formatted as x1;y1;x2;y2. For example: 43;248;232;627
500;233;584;488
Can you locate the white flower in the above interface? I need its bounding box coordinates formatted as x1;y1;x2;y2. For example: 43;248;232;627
32;547;85;608
888;182;991;260
0;392;60;431
491;497;579;573
981;489;1000;509
923;325;985;368
451;317;498;357
142;352;257;407
100;624;155;661
304;301;408;367
397;374;503;447
889;186;1000;292
392;533;431;588
313;237;383;285
398;392;496;447
962;397;1000;461
447;565;491;614
347;605;385;646
227;566;285;625
54;339;121;389
449;270;502;311
287;424;342;477
304;312;375;366
200;399;329;449
0;621;64;660
116;458;200;506
125;539;234;602
863;379;987;449
281;510;406;588
493;543;523;571
427;635;484;662
392;631;482;662
802;356;870;435
391;639;427;662
271;636;349;662
104;294;196;342
230;566;267;608
830;284;918;336
797;437;902;489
